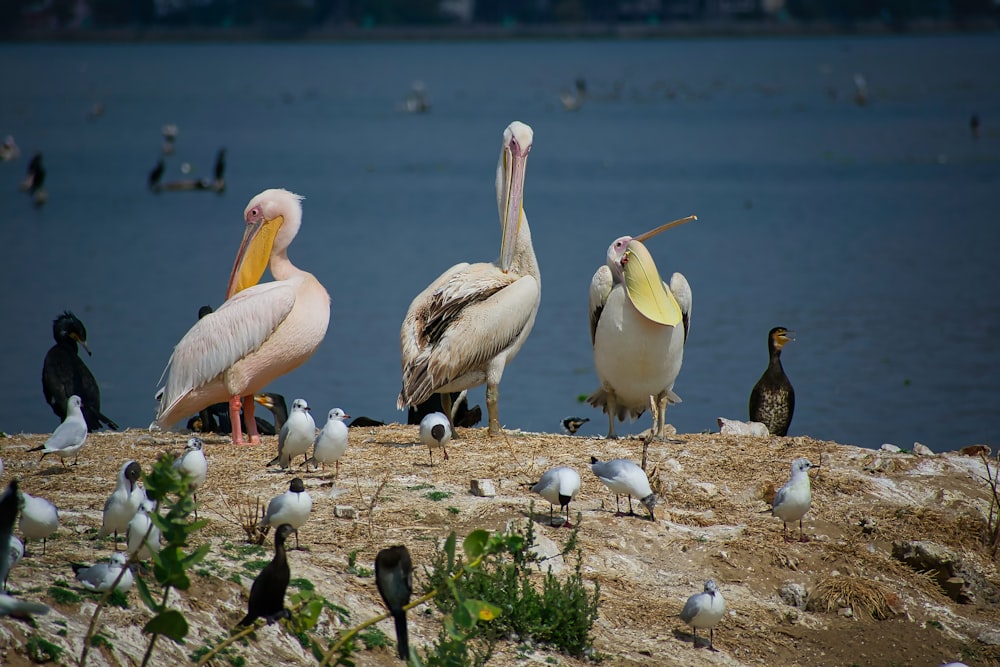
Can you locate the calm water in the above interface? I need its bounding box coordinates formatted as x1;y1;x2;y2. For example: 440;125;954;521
1;36;998;450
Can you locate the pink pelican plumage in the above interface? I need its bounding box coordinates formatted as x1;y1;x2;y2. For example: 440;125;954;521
155;189;330;445
398;121;540;436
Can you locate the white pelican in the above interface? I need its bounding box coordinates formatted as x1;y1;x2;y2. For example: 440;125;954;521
587;216;695;439
398;121;540;436
155;189;331;445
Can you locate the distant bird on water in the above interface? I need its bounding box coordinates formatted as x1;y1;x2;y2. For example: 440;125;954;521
154;189;331;445
148;158;165;191
561;416;589;435
0;135;20;161
530;466;581;527
1;481;50;618
560;77;587;111
970;113;981;140
419;412;452;465
28;395;88;467
238;523;294;627
590;456;657;520
766;458;816;542
679;579;726;650
588;216;695;439
261;478;312;550
748;327;795;436
42;311;118;431
19;151;46;206
375;545;413;661
398;121;540;437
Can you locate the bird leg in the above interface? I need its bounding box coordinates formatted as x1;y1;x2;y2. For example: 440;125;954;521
229;395;248;445
486;383;501;436
440;393;454;428
334;461;339;482
627;495;635;516
562;504;574;529
798;519;809;543
708;627;717;651
243;394;261;444
605;393;618;439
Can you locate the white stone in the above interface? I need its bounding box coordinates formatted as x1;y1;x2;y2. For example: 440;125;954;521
333;505;356;519
470;479;496;497
913;442;936;457
880;444;902;453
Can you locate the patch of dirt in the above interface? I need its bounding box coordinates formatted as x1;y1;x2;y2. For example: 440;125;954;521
0;426;998;666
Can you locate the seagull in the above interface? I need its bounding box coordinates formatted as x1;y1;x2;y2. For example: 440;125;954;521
419;412;451;465
561;417;589;435
99;461;144;550
375;545;413;661
590;456;657;520
268;399;316;469
305;408;350;480
261;478;312;550
530;466;581;527
72;552;134;593
238;523;294;626
0;481;49;618
28;395;88;467
679;579;726;650
3;535;24;591
768;458;816;542
173;437;207;517
18;490;59;555
126;499;161;561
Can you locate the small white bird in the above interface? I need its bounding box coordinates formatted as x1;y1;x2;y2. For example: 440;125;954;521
305;408;350;480
590;456;657;520
73;552;134;593
269;399;316;469
261;477;312;550
173;437;207;517
3;535;24;591
99;461;144;549
0;481;49;618
18;491;59;555
126;499;162;561
679;579;726;650
419;412;452;465
28;395;88;467
530;466;581;527
768;458;816;542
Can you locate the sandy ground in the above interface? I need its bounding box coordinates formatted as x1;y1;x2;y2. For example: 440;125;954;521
0;424;998;667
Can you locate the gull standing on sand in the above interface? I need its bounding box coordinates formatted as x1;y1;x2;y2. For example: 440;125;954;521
126;499;162;561
73;552;133;592
0;481;49;618
419;412;451;464
269;399;315;469
28;395;88;467
680;579;726;650
173;436;208;506
261;478;312;550
18;491;59;555
768;458;816;542
305;408;349;479
590;456;657;520
531;466;581;527
99;461;144;549
588;216;695;439
398;121;541;437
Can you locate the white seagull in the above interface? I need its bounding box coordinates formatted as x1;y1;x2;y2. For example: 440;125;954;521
587;216;695;439
590;456;657;520
419;412;452;465
99;460;144;549
0;481;49;618
126;499;162;561
173;436;208;515
269;398;315;469
305;408;350;479
28;395;88;466
399;121;541;437
768;458;816;542
679;579;726;650
261;477;312;550
530;466;581;527
18;491;59;555
73;551;134;592
3;535;24;591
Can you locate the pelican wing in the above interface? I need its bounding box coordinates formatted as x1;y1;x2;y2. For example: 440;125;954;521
588;265;613;346
669;272;692;342
157;281;297;420
401;264;538;406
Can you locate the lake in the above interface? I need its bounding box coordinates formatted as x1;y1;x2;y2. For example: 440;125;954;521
1;35;998;450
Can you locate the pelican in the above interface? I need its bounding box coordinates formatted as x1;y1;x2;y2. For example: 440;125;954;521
155;189;331;445
398;121;540;436
587;216;695;439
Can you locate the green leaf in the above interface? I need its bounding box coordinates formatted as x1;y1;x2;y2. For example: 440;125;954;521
463;599;501;623
183;543;211;568
443;532;456;571
462;530;489;561
442;614;461;641
143;609;189;643
452;601;473;630
135;577;159;613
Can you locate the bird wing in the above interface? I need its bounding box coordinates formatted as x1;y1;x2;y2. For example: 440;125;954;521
45;419;86;452
588;265;613;346
771;482;790;512
668;272;692;342
679;593;702;623
157;281;296;420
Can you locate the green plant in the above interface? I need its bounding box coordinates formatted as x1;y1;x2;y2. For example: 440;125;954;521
241;559;270;573
290;577;315;591
48;585;81;604
27;635;63;662
347;550;373;577
424;490;453;502
90;634;113;649
447;507;461;515
359;627;391;649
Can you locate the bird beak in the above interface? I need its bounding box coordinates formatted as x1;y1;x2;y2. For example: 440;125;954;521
254;394;274;409
622;240;682;327
226;214;284;298
634;215;697;243
499;138;530;273
71;333;92;356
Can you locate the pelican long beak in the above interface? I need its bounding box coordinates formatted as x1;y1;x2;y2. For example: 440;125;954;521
499;141;529;272
226;215;284;298
635;215;697;243
622;239;682;326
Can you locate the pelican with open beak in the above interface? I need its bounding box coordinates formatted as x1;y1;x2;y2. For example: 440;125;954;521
398;121;541;436
588;215;695;439
155;189;331;445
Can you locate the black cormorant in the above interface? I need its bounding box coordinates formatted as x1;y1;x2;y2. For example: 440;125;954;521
42;311;118;431
748;327;795;436
238;523;294;627
375;545;413;661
